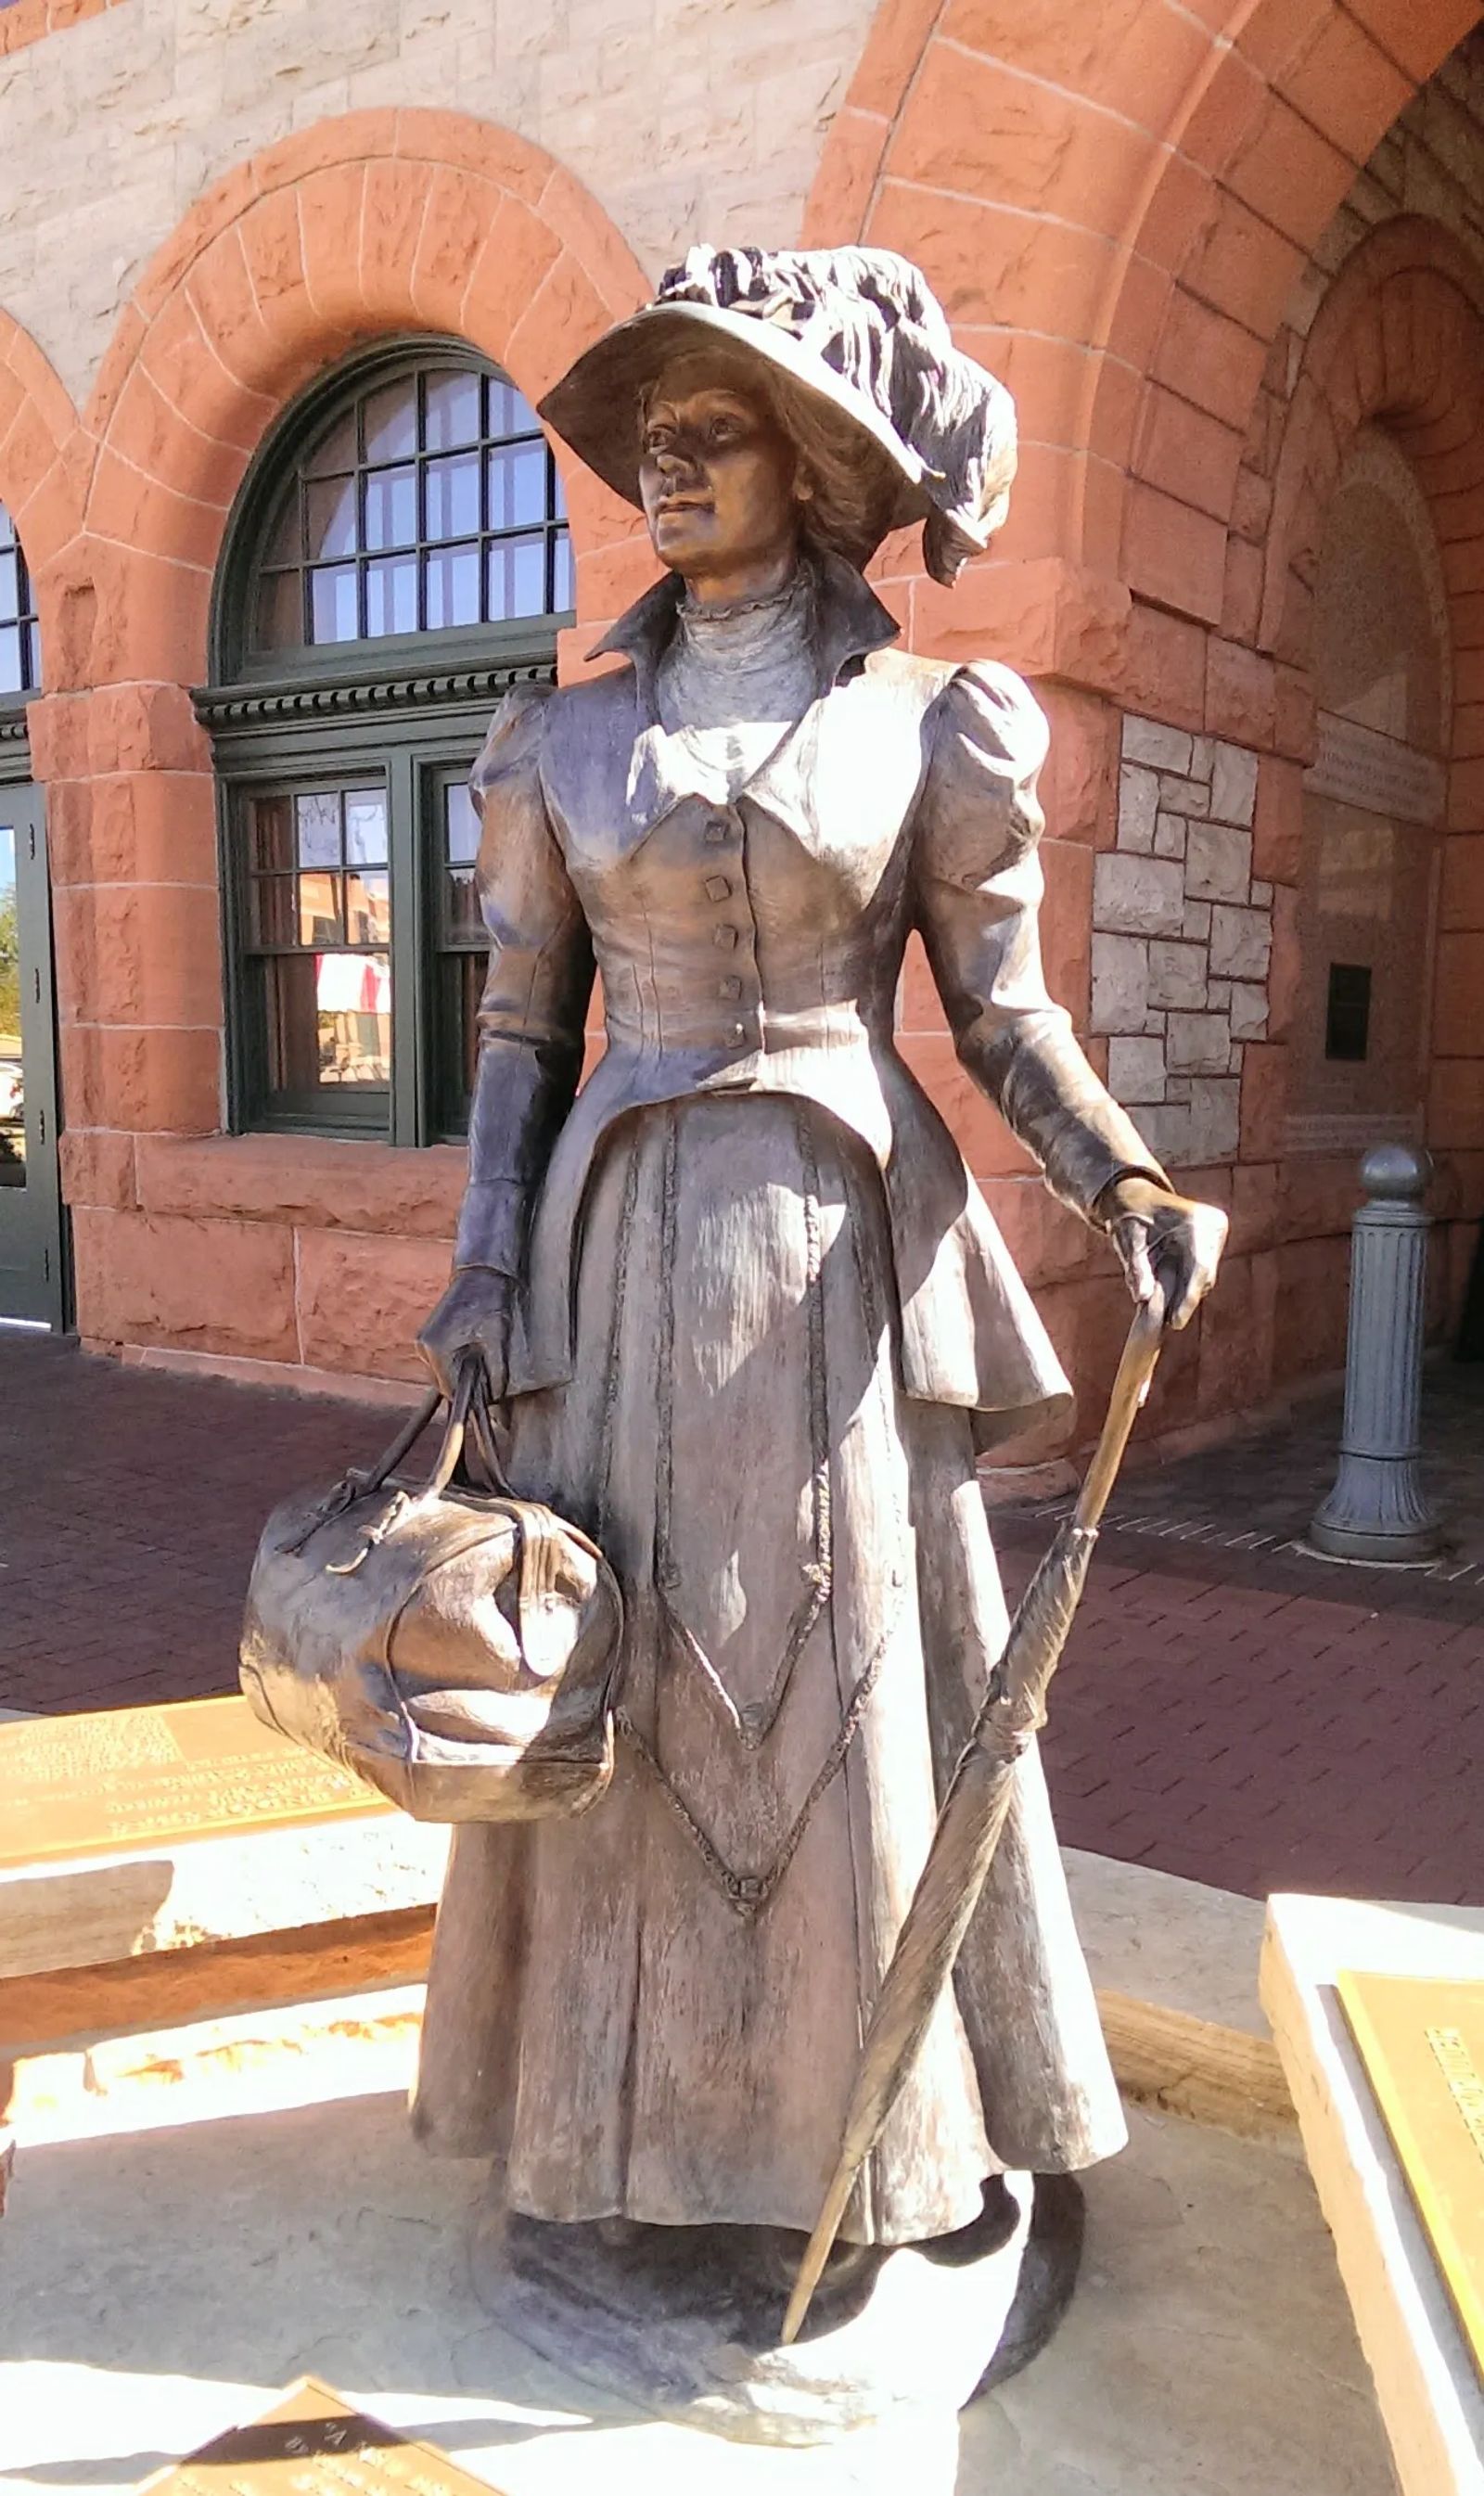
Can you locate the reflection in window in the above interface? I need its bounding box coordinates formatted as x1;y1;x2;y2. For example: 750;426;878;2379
251;368;571;652
433;774;486;1134
0;505;41;697
243;784;391;1115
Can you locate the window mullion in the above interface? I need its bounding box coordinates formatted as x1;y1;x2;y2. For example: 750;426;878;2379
386;745;424;1147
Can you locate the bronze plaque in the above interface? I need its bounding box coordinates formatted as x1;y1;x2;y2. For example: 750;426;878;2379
1338;1968;1484;2380
0;1696;388;1872
136;2378;507;2496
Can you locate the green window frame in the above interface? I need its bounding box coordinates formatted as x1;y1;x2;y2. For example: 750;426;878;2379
200;339;569;1146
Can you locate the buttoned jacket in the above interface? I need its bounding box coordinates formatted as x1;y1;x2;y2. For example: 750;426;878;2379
458;556;1160;1448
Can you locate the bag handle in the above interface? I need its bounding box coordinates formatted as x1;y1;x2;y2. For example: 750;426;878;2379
360;1350;508;1503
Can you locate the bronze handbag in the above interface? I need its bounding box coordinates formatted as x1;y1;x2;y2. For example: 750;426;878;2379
239;1363;622;1823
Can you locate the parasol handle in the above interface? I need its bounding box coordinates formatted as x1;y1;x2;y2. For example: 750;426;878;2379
1072;1289;1166;1534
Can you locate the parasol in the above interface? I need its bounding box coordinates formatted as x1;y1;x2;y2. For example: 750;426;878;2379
781;1292;1167;2345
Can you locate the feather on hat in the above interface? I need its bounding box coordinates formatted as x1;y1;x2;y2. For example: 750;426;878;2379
537;245;1017;587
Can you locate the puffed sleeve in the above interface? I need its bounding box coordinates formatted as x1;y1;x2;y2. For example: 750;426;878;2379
914;662;1167;1221
454;685;595;1275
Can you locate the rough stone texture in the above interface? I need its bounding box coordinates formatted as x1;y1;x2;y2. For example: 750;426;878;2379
1093;851;1186;938
0;2077;1394;2494
0;0;879;405
1094;715;1274;1167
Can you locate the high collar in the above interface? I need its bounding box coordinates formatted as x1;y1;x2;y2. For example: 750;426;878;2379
589;548;901;708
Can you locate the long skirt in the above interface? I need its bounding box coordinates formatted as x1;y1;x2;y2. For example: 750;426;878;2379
412;1094;1123;2243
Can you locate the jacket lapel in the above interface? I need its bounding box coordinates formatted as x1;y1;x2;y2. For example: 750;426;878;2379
586;555;902;858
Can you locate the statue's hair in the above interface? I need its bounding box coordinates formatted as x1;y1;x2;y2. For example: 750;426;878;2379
639;348;901;573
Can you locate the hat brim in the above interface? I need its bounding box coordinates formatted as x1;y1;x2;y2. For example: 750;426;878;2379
537;301;933;539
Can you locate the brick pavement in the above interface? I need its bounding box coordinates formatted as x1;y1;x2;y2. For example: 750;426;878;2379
1;1330;1480;1907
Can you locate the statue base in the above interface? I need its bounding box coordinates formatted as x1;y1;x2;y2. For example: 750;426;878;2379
469;2170;1084;2445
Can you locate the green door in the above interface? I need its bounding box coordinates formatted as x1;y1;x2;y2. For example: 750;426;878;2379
0;781;64;1327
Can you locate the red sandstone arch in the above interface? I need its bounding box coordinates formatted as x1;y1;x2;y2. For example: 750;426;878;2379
77;109;650;691
0;314;87;690
807;0;1483;611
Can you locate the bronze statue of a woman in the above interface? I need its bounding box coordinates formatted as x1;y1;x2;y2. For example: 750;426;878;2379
414;246;1225;2388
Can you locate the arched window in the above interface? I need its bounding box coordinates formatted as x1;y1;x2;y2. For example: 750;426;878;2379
200;344;571;1145
0;503;41;697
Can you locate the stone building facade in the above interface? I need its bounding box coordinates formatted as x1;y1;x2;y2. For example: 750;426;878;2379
0;0;1478;1463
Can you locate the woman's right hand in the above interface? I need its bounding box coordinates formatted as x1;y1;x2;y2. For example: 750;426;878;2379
417;1265;514;1400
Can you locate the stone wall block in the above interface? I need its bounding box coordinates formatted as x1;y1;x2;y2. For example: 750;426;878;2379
1107;1035;1167;1103
1209;742;1260;826
1089;932;1151;1034
1147;941;1207;1010
1166;1010;1233;1073
1153;810;1187;859
84;682;211;776
1117;762;1158;851
1182;898;1212;940
1184;1077;1241;1159
1092;851;1185;937
1155;772;1209;817
57;1125;137;1211
1185;820;1254;902
71;1206;298;1361
1121;715;1193;774
1209;902;1273;980
134;1131;467;1236
1229;981;1268;1039
295;1225;454;1380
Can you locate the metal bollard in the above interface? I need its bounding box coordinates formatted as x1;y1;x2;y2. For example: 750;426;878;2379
1309;1143;1443;1564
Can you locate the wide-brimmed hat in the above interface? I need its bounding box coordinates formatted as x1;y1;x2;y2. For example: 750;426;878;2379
537;246;1016;586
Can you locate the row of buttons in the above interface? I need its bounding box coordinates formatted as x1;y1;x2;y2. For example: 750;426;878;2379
704;813;748;1038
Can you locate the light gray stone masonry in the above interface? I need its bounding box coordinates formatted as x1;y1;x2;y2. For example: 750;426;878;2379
1091;713;1275;1166
1093;851;1186;940
0;0;879;404
1107;1036;1168;1103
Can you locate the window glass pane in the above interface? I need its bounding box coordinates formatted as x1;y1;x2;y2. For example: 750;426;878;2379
346;870;390;945
487;534;546;620
442;864;481;941
310;564;358;643
255;569;302;650
364;381;417;464
304;475;357;562
425;371;482;453
0;504;14;551
426;453;480;543
262;485;301;568
298;871;341;944
0;550;19;621
250;794;294;874
344;790;387;866
487;378;539;439
251;873;296;946
551;528;573;612
445;782;480;866
365;555;417;637
23;621;40;693
486;442;547;530
303;408;358;478
0;823;22;1188
295;790;341;870
426;543;480;630
0;628;21;695
365;465;416;552
314;951;391;1084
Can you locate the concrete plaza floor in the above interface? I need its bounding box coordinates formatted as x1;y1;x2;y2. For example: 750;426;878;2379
0;2075;1393;2496
2;1327;1479;1903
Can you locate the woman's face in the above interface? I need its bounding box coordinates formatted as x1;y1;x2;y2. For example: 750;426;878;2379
638;363;803;592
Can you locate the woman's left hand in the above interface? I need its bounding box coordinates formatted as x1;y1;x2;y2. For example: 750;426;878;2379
1096;1174;1229;1330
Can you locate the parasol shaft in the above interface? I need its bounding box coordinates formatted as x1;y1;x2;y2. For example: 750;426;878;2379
781;1294;1165;2347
